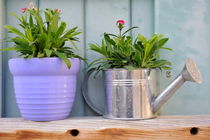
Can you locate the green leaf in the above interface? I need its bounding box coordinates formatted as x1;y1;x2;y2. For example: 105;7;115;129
9;12;22;23
105;33;118;38
157;38;169;48
44;49;53;57
69;39;78;50
25;28;34;41
124;65;136;70
0;47;19;51
11;37;29;46
69;32;81;37
37;52;44;58
49;14;59;32
89;43;106;56
56;22;66;38
122;26;139;36
29;15;34;27
4;25;28;41
144;43;152;60
1;8;85;69
161;47;173;51
148;34;158;45
87;57;110;68
138;33;147;44
134;50;142;66
89;31;172;72
36;33;48;51
31;45;37;56
54;51;71;69
63;27;78;37
104;34;116;46
32;12;44;33
44;11;51;22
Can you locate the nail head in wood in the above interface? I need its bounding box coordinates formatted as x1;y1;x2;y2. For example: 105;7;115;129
190;127;199;135
69;129;79;136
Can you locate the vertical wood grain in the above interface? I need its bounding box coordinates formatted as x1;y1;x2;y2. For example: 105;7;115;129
131;0;154;38
154;0;159;33
85;0;130;115
156;0;210;115
39;0;85;117
2;0;210;117
0;0;5;117
4;0;38;117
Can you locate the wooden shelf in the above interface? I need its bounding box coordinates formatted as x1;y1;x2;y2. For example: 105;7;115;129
0;115;210;140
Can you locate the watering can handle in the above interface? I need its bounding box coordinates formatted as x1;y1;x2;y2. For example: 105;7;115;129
81;70;103;115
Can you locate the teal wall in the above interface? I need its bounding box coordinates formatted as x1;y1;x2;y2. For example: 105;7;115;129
157;0;210;115
1;0;209;117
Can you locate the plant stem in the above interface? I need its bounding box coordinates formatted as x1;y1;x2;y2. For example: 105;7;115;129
119;29;122;38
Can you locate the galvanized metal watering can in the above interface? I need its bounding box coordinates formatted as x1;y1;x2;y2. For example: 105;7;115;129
82;58;202;120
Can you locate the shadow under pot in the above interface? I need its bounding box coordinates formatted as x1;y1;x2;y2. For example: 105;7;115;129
9;58;80;121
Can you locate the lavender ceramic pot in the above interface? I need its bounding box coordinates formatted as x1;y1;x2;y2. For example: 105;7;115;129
9;58;80;121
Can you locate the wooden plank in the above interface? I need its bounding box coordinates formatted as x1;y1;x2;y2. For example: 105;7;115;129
155;0;210;115
85;0;130;115
4;0;38;117
0;115;210;139
0;0;5;117
4;0;85;117
131;0;161;114
131;0;154;38
39;0;85;117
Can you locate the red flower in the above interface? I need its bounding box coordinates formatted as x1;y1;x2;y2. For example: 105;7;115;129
21;2;36;13
21;8;27;13
116;20;125;25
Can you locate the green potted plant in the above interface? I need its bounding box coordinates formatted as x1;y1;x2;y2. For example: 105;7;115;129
89;20;172;72
1;3;84;121
85;20;174;119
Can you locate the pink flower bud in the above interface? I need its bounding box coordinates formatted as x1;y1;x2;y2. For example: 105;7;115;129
28;2;35;9
54;9;61;13
116;20;125;31
21;8;27;13
116;20;125;25
32;8;38;11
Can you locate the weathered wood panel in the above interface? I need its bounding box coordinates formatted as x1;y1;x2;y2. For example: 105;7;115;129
1;0;210;117
156;0;210;115
4;0;38;117
39;0;85;117
0;115;210;140
132;0;154;38
85;0;130;115
0;0;5;117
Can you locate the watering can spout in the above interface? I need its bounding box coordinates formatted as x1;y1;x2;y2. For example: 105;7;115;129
152;58;203;113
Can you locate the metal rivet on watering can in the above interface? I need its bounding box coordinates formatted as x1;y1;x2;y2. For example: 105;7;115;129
166;71;172;78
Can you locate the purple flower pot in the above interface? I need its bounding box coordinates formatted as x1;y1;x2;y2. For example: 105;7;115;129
9;58;80;121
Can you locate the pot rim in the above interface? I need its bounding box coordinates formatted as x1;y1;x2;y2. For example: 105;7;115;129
9;57;80;61
9;57;81;75
103;68;157;71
